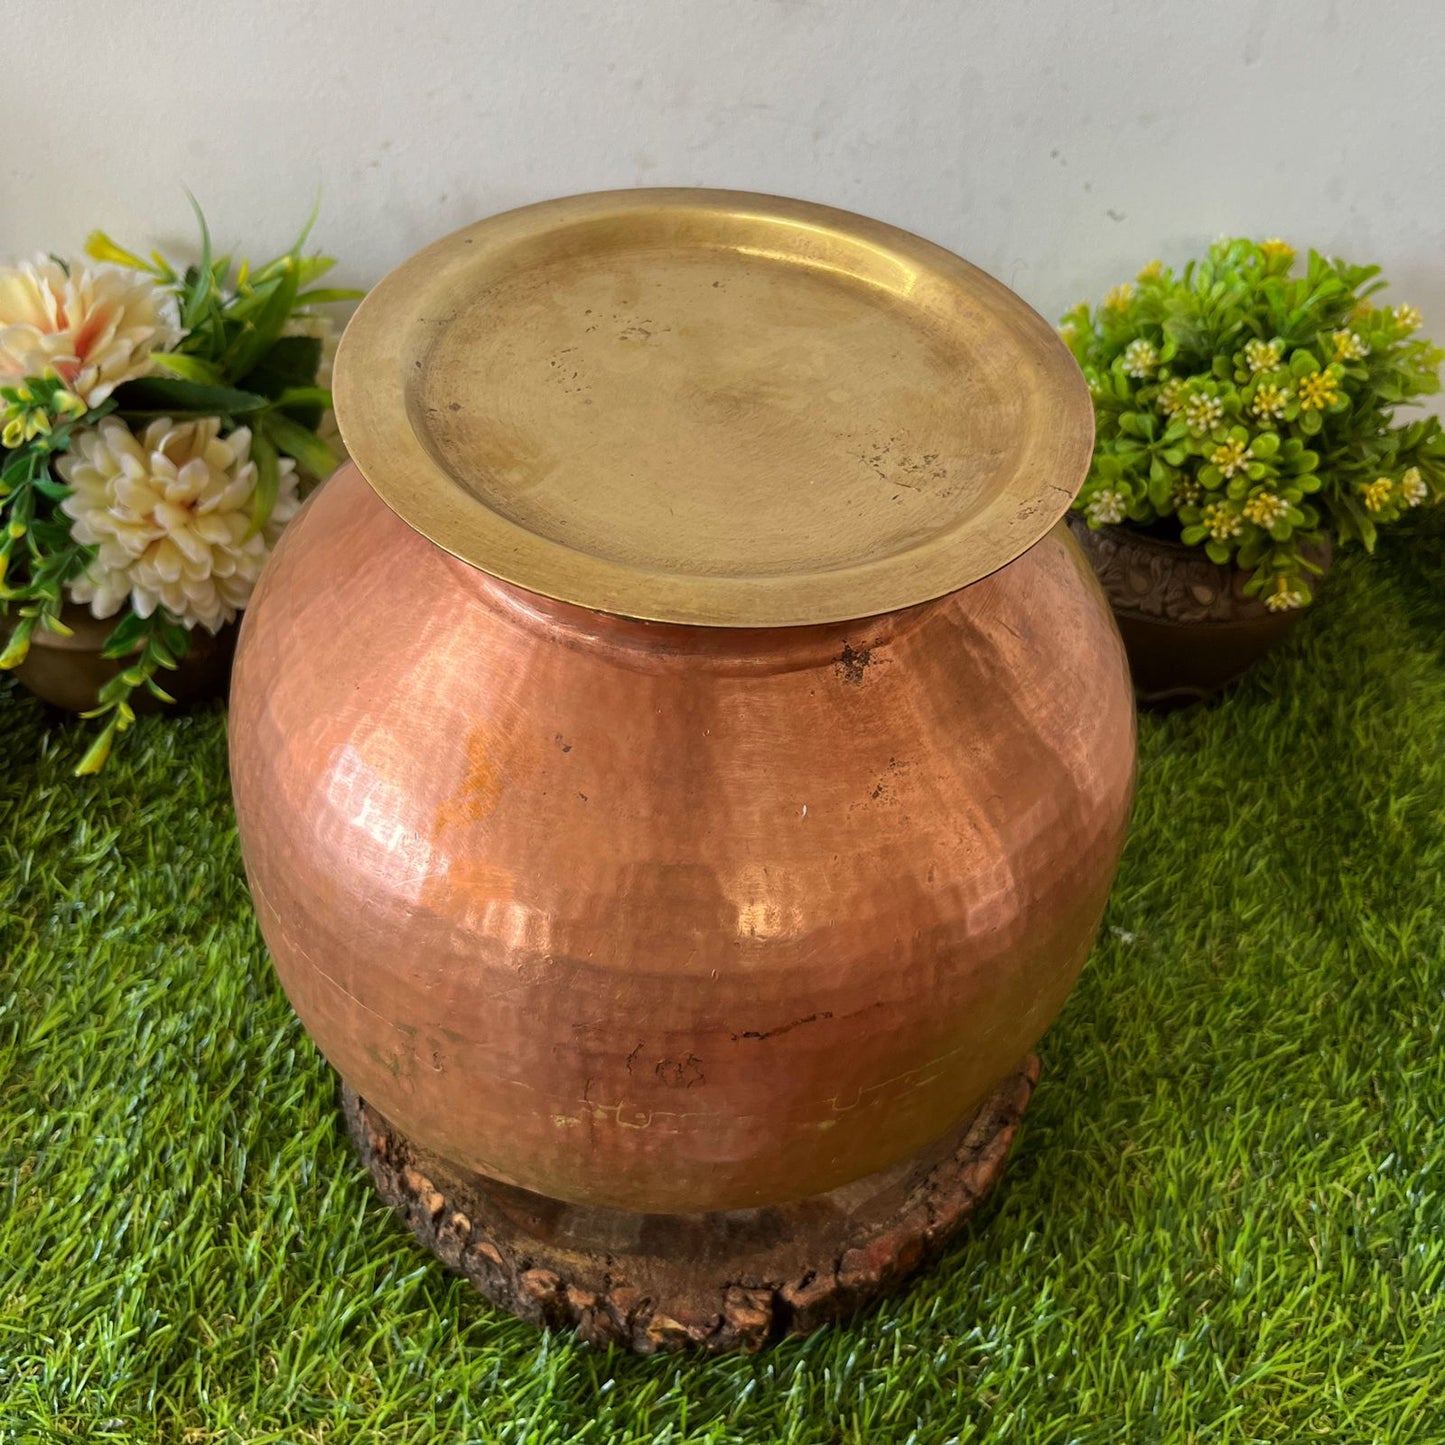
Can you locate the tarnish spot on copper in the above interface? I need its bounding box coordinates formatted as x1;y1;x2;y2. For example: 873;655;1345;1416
434;724;505;832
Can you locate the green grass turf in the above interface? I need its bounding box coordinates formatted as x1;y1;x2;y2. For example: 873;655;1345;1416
1;510;1443;1445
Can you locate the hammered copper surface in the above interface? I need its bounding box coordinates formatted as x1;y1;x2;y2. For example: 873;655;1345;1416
230;465;1134;1213
332;189;1094;628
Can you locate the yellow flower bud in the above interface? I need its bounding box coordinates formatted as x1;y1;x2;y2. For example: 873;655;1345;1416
0;629;31;670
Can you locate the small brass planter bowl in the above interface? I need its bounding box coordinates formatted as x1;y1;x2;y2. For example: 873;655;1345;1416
9;603;236;714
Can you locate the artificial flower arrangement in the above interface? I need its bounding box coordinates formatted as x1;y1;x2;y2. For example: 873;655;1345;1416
0;207;358;770
1062;238;1445;612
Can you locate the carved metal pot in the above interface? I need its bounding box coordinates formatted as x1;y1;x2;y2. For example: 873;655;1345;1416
229;190;1137;1351
8;602;235;714
1068;516;1333;706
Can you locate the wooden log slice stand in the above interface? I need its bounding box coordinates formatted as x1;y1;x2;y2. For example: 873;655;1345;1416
343;1056;1037;1354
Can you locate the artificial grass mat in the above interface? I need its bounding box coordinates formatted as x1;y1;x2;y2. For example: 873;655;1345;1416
2;511;1444;1445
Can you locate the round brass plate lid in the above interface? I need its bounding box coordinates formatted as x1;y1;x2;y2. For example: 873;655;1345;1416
333;189;1093;628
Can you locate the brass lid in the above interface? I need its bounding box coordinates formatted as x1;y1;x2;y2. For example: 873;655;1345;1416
333;189;1093;628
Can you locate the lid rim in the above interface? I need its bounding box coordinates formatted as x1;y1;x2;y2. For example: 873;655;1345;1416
334;187;1094;629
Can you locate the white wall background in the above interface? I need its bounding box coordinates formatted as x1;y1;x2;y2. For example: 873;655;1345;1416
5;0;1443;345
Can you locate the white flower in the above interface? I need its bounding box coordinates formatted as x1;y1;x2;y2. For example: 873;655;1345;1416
1394;304;1423;333
1085;489;1128;526
1156;378;1188;416
1242;491;1289;527
1182;392;1224;436
1331;330;1368;361
1263;583;1305;612
1400;467;1427;507
57;416;299;632
1202;501;1242;541
0;259;180;405
1210;436;1253;478
1244;339;1283;374
1121;339;1160;378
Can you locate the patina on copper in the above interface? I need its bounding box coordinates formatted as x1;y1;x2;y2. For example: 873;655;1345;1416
228;190;1136;1342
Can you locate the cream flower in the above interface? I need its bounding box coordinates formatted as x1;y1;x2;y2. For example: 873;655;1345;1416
1210;436;1253;478
1156;378;1188;416
1394;303;1422;333
1251;382;1289;420
57;416;299;632
1181;392;1224;436
1085;488;1128;525
1263;582;1305;612
1202;501;1242;541
1121;338;1160;378
1332;330;1368;361
1243;491;1288;527
1400;467;1427;507
0;259;180;405
1244;339;1283;374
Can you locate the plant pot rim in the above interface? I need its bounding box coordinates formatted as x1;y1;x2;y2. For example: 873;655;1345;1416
1068;514;1333;612
15;601;230;655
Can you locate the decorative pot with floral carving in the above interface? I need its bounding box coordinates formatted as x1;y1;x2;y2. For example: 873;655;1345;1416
229;190;1137;1352
1068;515;1333;706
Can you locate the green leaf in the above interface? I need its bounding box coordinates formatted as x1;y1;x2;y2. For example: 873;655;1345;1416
264;412;339;480
100;611;150;659
181;193;217;331
297;255;337;287
73;719;118;776
248;426;281;538
273;386;333;411
0;616;36;669
295;288;365;306
112;378;269;415
224;263;300;379
151;352;226;385
240;336;323;399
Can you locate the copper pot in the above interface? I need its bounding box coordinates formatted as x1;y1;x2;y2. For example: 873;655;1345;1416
230;192;1135;1237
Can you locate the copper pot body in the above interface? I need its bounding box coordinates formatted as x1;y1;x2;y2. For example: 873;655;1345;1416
230;464;1135;1213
